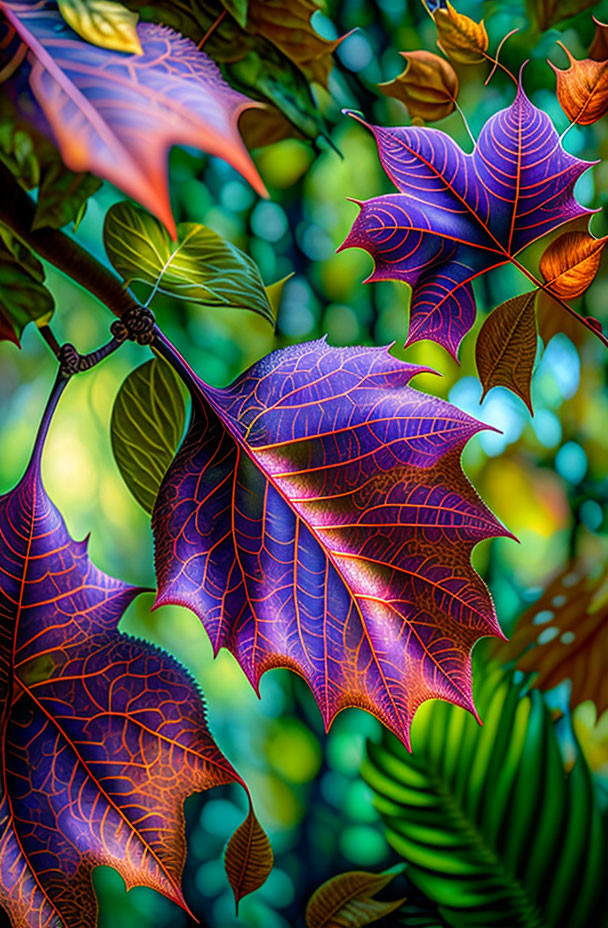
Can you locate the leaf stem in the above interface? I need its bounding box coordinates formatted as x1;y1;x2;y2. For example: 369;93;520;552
0;161;140;319
509;256;608;350
38;324;61;358
197;9;227;50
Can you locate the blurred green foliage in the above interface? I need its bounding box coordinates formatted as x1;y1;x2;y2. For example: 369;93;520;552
1;0;608;925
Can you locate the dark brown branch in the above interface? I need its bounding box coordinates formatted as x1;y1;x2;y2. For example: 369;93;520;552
0;161;140;319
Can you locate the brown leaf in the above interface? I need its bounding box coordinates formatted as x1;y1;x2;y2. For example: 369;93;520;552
536;290;586;346
534;0;597;31
378;50;459;122
224;805;274;910
493;564;608;714
431;1;488;65
243;0;345;88
475;291;538;413
550;41;608;125
306;870;405;928
239;103;304;148
589;16;608;60
540;230;607;299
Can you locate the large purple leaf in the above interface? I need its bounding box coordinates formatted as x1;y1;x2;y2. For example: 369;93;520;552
0;380;265;928
153;337;511;748
339;85;594;358
0;0;267;235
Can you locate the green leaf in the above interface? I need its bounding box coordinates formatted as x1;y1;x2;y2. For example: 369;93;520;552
58;0;143;54
103;201;275;324
33;162;102;231
363;668;606;928
0;230;54;345
222;0;248;28
306;870;405;928
111;357;186;513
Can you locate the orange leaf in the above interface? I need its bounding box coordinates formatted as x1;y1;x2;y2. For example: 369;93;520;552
493;564;608;714
475;291;538;413
431;1;488;65
550;41;608;125
540;230;607;299
378;50;459;122
224;805;273;910
305;870;405;928
589;16;608;60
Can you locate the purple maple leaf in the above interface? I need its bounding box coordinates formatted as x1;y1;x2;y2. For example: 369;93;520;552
0;379;265;928
339;85;594;358
153;337;512;748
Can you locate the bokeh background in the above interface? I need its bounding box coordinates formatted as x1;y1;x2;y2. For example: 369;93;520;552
1;0;608;925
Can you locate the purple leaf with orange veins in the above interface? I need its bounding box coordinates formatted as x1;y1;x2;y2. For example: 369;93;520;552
339;85;594;358
0;379;269;928
153;337;513;748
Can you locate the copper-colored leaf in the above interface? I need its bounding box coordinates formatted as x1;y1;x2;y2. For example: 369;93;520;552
493;564;608;714
305;870;405;928
431;1;488;65
1;0;266;235
242;0;345;88
550;41;608;125
536;290;585;346
589;16;608;60
378;50;459;122
475;291;538;413
224;806;274;909
57;0;143;54
540;230;607;300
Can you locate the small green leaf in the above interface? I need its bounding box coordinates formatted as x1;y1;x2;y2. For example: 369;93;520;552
33;163;101;231
111;357;186;513
58;0;143;54
103;201;275;324
224;805;274;911
0;230;54;345
306;870;405;928
222;0;248;28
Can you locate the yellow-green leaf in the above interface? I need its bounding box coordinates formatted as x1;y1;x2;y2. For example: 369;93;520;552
475;291;538;413
224;806;274;910
306;870;405;928
58;0;143;54
103;200;275;324
265;272;294;322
